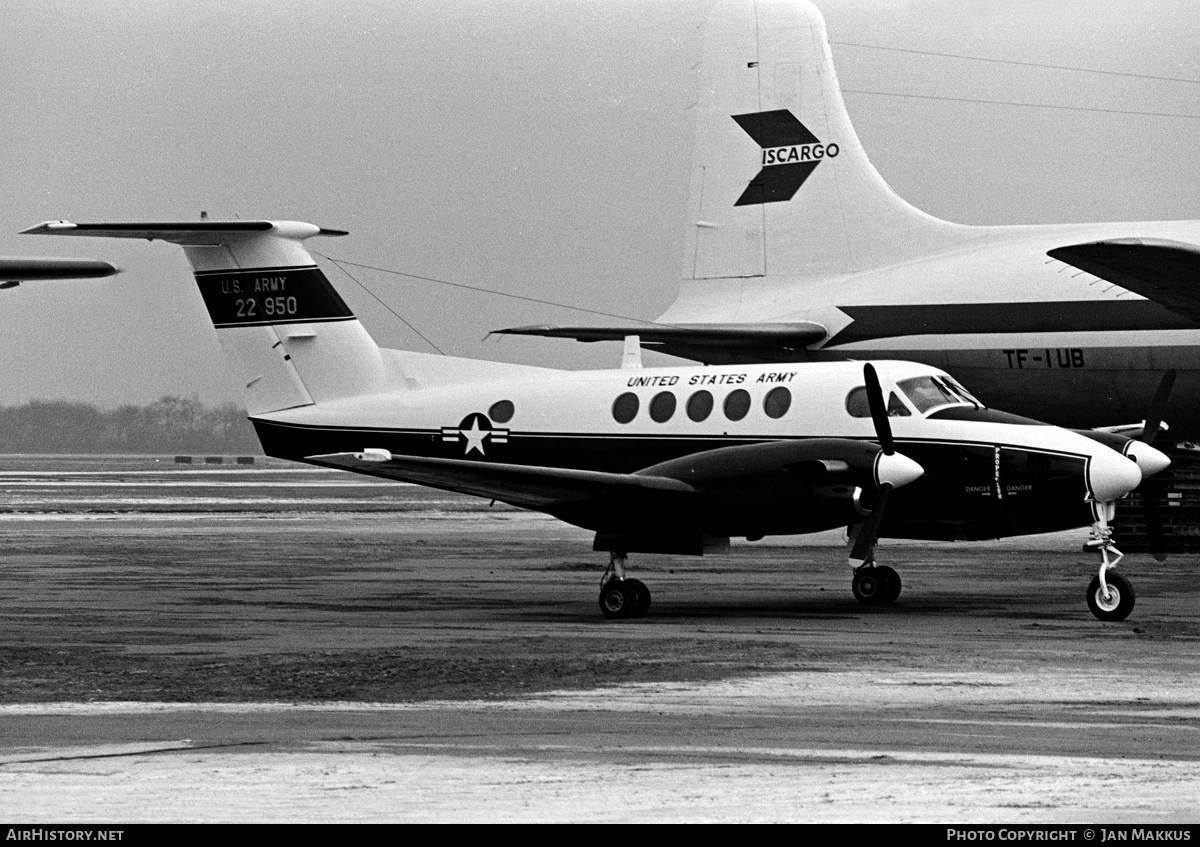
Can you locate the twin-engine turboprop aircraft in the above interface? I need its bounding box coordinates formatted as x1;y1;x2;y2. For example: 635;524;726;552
23;220;1168;621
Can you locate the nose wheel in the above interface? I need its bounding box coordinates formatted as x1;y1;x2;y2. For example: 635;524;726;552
1086;571;1135;622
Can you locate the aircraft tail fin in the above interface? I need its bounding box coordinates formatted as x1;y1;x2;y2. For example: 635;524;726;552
677;0;969;293
22;220;390;415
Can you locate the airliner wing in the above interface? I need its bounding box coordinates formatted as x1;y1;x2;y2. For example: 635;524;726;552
495;322;826;364
0;257;118;285
1047;239;1200;321
309;450;697;511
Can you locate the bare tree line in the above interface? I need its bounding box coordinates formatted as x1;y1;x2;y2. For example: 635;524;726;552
0;396;261;454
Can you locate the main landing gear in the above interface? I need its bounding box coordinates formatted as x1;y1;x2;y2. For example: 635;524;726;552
598;552;651;620
852;563;902;606
848;506;902;607
1084;501;1136;621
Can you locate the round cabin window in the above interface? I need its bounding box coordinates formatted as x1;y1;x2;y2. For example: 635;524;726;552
724;389;751;421
612;392;639;424
686;390;714;422
845;387;870;418
649;391;677;423
488;399;515;423
764;386;791;419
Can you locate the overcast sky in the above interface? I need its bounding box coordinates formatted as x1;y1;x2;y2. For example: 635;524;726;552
3;0;1200;408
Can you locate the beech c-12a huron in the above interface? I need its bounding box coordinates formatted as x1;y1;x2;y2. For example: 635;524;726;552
23;219;1169;621
501;0;1200;440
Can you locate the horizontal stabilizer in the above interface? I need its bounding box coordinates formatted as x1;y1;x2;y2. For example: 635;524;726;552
1047;239;1200;322
496;322;827;365
21;220;348;245
0;256;118;283
310;450;696;511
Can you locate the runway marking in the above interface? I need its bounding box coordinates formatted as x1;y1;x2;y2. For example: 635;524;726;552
0;740;269;766
894;716;1200;732
316;740;1200;771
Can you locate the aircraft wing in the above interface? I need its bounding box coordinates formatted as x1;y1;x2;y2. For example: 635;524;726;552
1047;239;1200;322
309;450;697;511
0;256;118;285
311;437;895;514
494;322;827;365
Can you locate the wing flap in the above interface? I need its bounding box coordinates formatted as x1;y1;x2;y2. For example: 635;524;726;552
1047;238;1200;321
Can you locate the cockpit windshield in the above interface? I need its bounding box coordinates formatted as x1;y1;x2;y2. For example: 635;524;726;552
897;376;976;414
938;375;984;407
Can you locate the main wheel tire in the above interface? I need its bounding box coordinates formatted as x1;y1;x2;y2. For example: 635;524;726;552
1087;572;1136;622
852;567;885;605
625;578;651;618
599;579;636;620
875;565;902;604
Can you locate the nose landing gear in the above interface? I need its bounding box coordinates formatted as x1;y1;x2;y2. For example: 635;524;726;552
1085;500;1136;621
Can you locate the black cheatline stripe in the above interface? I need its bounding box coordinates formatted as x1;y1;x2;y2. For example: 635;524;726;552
248;419;1091;460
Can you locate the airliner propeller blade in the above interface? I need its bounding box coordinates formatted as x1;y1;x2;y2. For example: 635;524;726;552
1137;369;1176;561
1142;369;1176;445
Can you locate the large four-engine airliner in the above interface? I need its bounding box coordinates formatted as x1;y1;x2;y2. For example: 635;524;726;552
22;219;1168;621
499;0;1200;441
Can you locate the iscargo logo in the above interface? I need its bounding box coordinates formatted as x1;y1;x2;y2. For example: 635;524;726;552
732;109;838;206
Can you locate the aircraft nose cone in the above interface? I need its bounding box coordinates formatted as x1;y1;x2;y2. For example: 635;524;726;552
876;450;924;490
1088;448;1145;502
1124;441;1171;479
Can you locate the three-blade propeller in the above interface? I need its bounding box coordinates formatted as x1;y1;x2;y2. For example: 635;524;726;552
849;364;921;563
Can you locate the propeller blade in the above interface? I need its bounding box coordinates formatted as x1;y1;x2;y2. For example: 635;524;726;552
863;363;894;456
1142;369;1176;444
1140;369;1175;559
850;483;891;562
